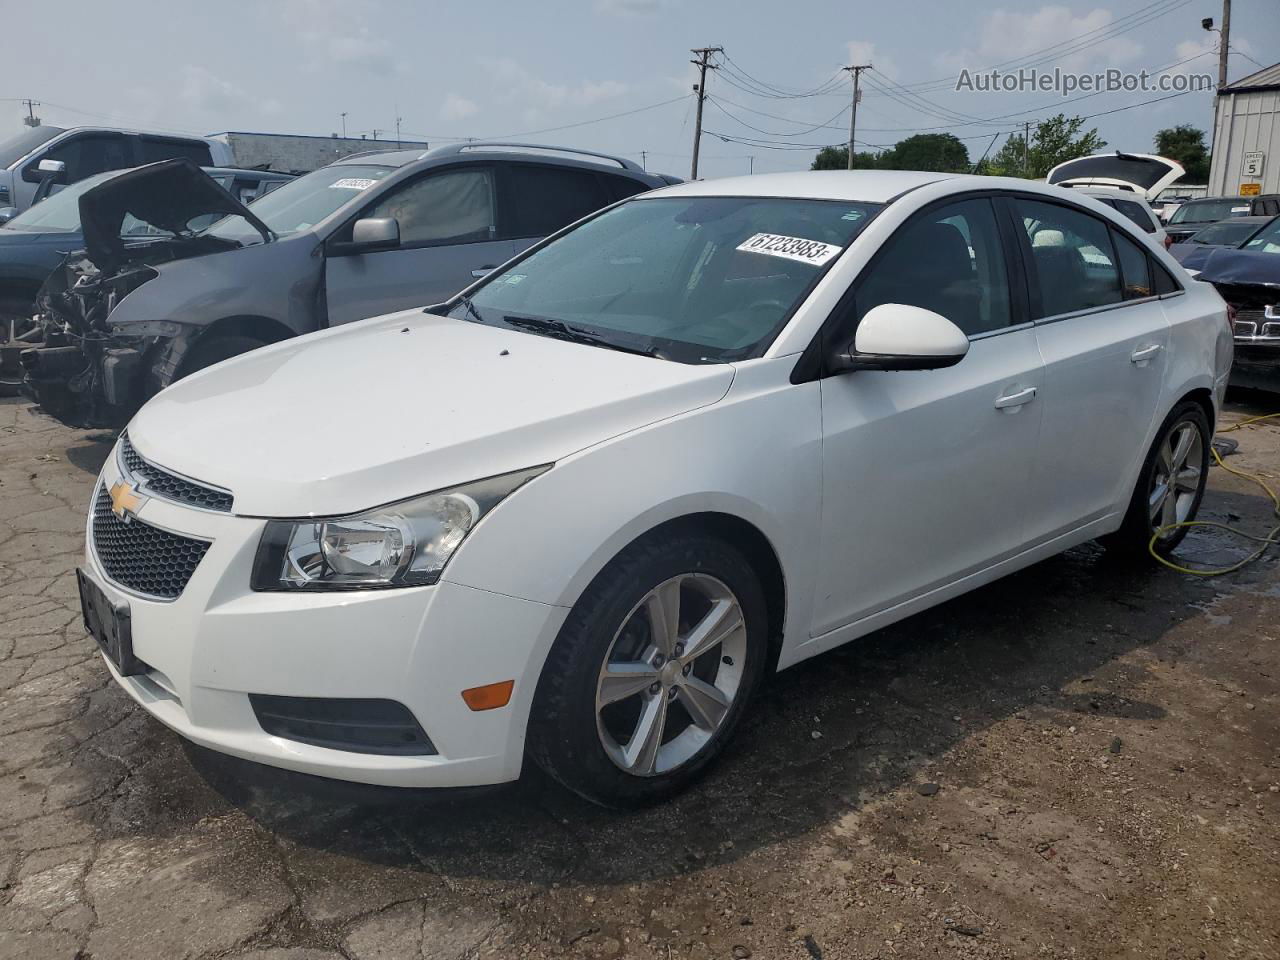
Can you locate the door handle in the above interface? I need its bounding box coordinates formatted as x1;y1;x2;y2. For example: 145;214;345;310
1130;343;1162;364
994;386;1037;410
471;265;498;278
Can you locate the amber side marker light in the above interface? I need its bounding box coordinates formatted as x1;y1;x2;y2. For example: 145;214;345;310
461;680;515;711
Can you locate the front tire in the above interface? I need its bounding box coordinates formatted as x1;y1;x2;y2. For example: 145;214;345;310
528;532;768;808
1104;400;1210;558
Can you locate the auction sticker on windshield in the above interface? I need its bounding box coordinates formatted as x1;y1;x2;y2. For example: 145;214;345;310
737;233;842;266
330;178;378;190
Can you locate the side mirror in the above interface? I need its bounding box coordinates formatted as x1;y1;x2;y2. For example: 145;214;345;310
351;217;400;250
0;207;18;226
830;303;969;372
38;158;66;177
23;157;66;184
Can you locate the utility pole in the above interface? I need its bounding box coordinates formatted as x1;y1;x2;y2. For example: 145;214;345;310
1023;121;1031;176
395;115;402;148
340;112;347;138
748;155;754;174
640;150;647;170
1217;0;1231;89
689;46;722;180
22;99;41;128
842;64;871;170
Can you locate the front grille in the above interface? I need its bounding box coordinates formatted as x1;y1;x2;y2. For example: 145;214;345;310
91;485;211;600
119;433;233;513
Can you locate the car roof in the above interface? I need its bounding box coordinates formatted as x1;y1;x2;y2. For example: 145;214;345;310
648;170;959;204
329;141;666;183
202;166;295;180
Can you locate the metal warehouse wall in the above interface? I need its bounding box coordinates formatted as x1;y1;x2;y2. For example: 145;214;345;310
1210;87;1280;196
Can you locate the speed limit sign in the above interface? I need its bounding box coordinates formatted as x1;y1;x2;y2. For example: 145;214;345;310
1242;152;1265;178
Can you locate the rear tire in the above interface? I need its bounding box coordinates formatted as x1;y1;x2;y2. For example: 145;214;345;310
1102;400;1210;559
528;532;769;808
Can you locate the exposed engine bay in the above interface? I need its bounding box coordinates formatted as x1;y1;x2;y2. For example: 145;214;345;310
20;158;271;427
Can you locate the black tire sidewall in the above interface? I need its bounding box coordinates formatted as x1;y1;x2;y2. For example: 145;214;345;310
179;334;267;379
529;533;769;808
1116;401;1211;556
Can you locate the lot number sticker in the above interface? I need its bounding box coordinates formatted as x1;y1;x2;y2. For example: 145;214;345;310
329;178;378;190
736;233;842;266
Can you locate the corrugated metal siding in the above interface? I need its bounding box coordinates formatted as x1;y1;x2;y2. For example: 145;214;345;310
1222;63;1280;92
1210;88;1280;195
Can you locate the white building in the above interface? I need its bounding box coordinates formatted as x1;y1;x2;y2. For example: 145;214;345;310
1209;62;1280;197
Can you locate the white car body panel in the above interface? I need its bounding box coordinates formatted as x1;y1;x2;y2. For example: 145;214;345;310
85;170;1230;789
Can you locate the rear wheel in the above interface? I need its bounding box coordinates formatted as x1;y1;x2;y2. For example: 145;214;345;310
528;532;768;808
1103;401;1210;558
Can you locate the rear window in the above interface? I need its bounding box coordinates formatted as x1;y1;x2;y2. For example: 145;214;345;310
1169;199;1253;225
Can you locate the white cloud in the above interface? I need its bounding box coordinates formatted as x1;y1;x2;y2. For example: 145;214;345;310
440;94;479;122
481;58;630;111
939;5;1143;75
845;41;898;84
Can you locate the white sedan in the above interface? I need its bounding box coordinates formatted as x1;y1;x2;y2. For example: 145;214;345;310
79;170;1232;806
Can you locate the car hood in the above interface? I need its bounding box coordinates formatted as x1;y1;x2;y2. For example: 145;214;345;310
79;158;271;273
1047;152;1184;201
127;311;736;517
1192;246;1280;289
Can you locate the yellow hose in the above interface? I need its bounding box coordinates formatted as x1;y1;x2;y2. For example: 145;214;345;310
1149;412;1280;576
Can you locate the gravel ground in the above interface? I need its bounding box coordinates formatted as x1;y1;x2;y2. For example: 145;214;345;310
1;393;1278;960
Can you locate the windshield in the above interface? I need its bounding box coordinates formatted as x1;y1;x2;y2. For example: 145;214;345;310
0;126;64;169
1241;217;1280;254
0;170;119;232
1189;219;1266;246
448;195;881;363
204;163;393;243
1170;199;1252;224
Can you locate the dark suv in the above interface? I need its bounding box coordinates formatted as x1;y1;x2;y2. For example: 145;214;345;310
20;143;677;427
1165;194;1280;243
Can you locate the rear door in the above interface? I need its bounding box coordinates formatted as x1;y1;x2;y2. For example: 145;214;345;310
324;164;515;324
1013;196;1171;542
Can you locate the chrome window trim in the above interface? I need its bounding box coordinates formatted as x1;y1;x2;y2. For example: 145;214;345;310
1031;294;1164;327
967;320;1035;342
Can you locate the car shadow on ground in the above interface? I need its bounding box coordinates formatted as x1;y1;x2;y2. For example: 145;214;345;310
157;536;1231;889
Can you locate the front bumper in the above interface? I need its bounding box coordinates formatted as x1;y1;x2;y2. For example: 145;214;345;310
84;454;567;788
1229;309;1280;391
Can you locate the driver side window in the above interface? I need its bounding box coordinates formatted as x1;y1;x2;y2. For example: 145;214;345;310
366;168;496;246
855;197;1012;337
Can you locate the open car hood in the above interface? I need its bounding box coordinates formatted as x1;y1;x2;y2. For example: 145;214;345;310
79;158;272;273
1047;152;1185;202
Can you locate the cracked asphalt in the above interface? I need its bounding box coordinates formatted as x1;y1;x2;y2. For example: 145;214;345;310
1;394;1278;960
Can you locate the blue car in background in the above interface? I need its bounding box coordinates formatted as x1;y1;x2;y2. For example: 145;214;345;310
0;165;292;393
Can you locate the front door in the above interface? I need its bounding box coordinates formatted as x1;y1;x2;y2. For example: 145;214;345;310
1011;197;1170;542
324;165;515;325
811;196;1045;637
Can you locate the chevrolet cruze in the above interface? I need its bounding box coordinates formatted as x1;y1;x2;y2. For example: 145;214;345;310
79;171;1232;807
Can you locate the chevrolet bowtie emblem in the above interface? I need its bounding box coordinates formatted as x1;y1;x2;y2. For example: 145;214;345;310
109;480;146;521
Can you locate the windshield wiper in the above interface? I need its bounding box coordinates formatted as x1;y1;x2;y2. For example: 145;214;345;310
502;314;660;358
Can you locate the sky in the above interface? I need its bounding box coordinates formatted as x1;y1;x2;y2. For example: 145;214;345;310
2;0;1277;181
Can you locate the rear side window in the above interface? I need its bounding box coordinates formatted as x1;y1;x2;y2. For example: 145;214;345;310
136;136;214;166
1016;198;1123;318
1112;229;1153;299
1112;198;1157;234
505;164;611;238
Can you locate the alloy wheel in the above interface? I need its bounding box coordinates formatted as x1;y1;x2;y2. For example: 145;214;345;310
1148;420;1203;539
595;573;748;777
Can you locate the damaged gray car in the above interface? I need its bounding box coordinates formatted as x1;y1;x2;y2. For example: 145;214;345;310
21;144;674;426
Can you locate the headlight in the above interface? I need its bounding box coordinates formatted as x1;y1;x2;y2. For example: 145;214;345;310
251;465;549;591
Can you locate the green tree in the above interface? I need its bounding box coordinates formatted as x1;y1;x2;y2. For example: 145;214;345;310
1154;124;1210;182
878;133;970;172
987;115;1107;178
810;146;880;170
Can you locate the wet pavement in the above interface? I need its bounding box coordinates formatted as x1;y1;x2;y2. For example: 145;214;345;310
1;394;1278;959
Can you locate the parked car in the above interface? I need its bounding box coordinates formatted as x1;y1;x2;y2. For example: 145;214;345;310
1068;186;1169;248
1188;215;1280;391
78;170;1230;806
0;165;293;329
1047;152;1182;249
20;144;677;426
1165;194;1280;244
1169;215;1275;266
0;125;233;214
